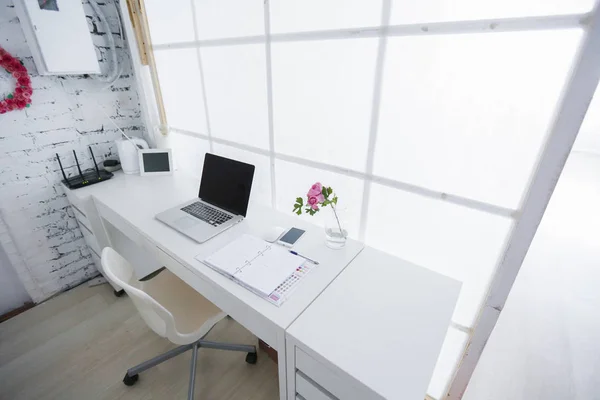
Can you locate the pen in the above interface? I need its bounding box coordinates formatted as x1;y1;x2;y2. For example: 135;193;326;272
289;250;319;265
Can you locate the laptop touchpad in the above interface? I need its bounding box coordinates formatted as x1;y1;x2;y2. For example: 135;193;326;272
173;216;199;230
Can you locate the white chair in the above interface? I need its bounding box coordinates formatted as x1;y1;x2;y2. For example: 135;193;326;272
101;247;257;399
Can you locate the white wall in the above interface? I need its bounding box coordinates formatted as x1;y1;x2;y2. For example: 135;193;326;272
0;0;145;301
464;152;600;400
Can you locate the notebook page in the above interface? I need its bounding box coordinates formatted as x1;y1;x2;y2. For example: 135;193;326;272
203;234;270;275
235;246;305;296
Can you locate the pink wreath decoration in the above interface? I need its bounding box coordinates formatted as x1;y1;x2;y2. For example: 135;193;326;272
0;46;33;114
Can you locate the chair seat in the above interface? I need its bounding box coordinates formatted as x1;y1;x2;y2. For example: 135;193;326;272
101;247;257;398
138;269;224;341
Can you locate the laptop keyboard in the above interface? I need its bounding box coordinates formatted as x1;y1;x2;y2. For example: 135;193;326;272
181;202;233;227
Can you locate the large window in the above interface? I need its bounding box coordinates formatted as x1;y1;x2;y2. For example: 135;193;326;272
144;1;591;397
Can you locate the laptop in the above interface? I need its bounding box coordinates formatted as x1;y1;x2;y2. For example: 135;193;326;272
156;153;255;243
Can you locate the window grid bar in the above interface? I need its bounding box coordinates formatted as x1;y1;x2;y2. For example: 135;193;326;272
157;6;579;398
174;128;271;156
358;0;392;241
172;127;517;219
448;2;600;397
264;0;277;209
144;3;595;399
188;0;213;153
153;12;588;52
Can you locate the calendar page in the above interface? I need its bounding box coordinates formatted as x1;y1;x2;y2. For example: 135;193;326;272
265;262;318;306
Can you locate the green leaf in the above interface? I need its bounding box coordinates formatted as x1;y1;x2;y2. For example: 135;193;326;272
293;197;304;214
293;201;303;214
321;187;327;197
333;196;338;204
327;187;333;195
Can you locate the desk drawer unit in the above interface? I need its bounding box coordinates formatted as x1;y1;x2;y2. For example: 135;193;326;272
64;188;122;291
79;220;101;256
68;197;102;260
288;346;375;400
71;202;91;228
64;185;86;217
296;371;336;400
89;246;103;272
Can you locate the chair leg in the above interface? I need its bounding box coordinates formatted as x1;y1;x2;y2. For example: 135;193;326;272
123;339;258;389
125;343;194;378
198;340;258;364
197;340;256;354
188;343;199;400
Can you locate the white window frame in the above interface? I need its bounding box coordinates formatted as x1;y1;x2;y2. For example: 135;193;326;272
120;0;600;398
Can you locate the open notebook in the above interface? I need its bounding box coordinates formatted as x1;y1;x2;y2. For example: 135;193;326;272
199;234;307;304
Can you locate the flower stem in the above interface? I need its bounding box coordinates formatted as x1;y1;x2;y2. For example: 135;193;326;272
331;204;345;238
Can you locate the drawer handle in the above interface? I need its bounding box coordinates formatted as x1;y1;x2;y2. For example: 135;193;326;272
72;204;87;218
80;222;93;234
297;370;338;400
89;247;100;258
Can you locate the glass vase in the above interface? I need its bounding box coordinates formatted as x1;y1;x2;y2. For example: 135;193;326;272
324;205;347;249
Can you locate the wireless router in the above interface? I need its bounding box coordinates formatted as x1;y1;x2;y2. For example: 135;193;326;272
56;146;113;189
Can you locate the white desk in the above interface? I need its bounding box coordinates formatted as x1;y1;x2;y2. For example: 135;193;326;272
64;170;364;398
64;171;460;399
286;248;461;400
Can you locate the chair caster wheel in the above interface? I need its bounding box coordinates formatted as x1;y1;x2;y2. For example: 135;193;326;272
245;352;258;365
123;373;139;386
114;289;125;297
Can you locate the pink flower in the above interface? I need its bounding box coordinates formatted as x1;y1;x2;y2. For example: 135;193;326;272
307;182;323;197
307;196;319;210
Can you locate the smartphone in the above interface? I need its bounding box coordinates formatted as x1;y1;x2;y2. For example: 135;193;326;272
277;227;306;247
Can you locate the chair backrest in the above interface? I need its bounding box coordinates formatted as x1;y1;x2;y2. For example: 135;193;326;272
101;247;176;340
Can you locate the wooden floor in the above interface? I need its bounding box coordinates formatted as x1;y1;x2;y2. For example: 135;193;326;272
0;283;279;400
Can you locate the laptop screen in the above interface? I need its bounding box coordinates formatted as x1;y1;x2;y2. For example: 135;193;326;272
198;153;255;217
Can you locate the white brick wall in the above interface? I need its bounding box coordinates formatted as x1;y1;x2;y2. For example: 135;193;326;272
0;0;145;301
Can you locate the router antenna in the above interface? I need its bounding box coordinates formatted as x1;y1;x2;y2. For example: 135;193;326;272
72;150;85;181
56;153;71;188
89;146;101;178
